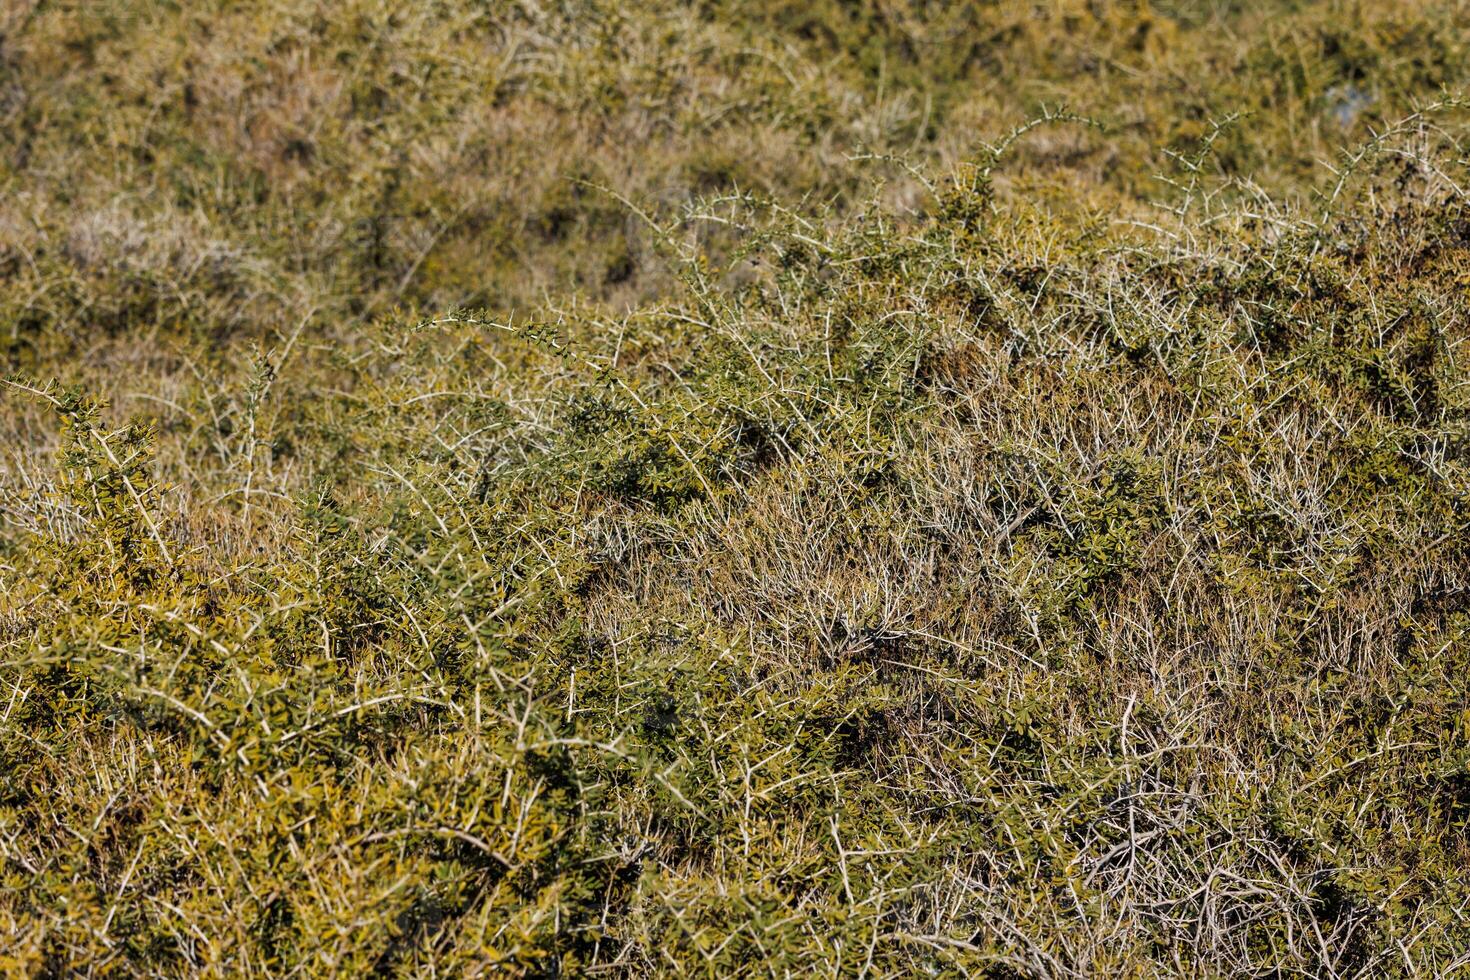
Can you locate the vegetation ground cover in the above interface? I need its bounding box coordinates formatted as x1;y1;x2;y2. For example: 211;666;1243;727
2;1;1470;975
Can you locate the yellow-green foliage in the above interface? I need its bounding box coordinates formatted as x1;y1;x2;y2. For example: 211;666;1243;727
3;0;1470;976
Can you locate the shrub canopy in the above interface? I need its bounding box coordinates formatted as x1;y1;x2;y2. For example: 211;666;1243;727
2;1;1470;975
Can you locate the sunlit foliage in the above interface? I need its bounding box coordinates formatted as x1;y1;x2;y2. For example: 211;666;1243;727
3;1;1470;975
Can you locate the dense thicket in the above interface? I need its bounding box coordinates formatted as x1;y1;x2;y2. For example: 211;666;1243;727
3;1;1470;975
